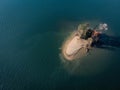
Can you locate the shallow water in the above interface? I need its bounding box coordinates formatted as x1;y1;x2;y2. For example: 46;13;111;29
0;0;120;90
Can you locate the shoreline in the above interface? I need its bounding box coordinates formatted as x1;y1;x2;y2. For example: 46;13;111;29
61;30;92;61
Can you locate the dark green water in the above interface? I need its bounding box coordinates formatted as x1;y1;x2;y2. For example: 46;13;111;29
0;0;120;90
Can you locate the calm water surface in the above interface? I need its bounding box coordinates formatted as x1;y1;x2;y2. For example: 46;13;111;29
0;0;120;90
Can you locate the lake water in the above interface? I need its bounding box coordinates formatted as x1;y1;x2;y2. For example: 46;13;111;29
0;0;120;90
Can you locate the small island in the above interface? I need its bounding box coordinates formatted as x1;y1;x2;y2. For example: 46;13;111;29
61;23;108;61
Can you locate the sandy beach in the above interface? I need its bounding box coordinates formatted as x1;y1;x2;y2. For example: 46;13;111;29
61;31;92;61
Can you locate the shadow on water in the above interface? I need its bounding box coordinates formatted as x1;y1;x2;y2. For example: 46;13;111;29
94;34;120;51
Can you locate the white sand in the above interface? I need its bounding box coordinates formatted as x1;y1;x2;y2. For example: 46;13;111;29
61;31;92;61
66;36;88;56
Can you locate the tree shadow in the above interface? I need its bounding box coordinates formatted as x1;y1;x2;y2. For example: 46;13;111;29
93;34;120;51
